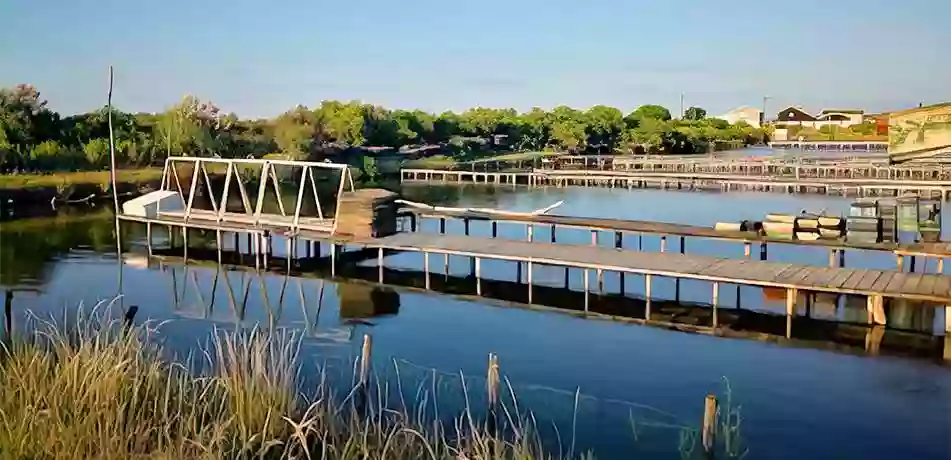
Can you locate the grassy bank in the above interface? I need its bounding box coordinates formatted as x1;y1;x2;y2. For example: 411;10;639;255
0;168;164;190
403;151;562;170
0;306;577;460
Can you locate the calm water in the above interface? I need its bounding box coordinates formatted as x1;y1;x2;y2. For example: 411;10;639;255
2;185;950;459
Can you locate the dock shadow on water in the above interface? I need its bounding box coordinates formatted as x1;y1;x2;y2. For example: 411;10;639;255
4;186;951;459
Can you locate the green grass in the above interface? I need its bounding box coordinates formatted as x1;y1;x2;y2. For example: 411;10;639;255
0;168;164;190
403;151;563;170
0;304;576;460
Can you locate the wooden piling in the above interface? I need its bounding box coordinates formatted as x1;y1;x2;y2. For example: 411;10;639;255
550;224;557;243
680;236;685;254
527;224;534;242
359;334;372;388
897;255;904;272
702;394;718;455
759;242;767;261
829;249;837;268
330;243;337;277
440;217;446;234
785;288;797;339
475;257;482;295
645;274;652;319
867;295;886;325
491;221;498;238
660;236;667;253
615;231;622;249
527;261;534;304
583;268;590;313
743;242;751;258
146;222;153;256
424;252;431;290
590;230;598;246
377;247;384;283
487;353;500;433
712;282;719;328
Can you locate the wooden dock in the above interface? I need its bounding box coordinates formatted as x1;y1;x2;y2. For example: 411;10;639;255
117;157;951;342
400;168;951;198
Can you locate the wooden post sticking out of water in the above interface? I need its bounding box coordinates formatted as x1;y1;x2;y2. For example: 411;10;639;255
839;248;846;267
424;252;431;290
680;236;685;254
645;274;652;320
660;236;667;253
785;288;797;339
712;282;719;328
896;255;904;272
743;242;751;259
938;258;944;274
475;257;482;296
377;247;384;283
867;295;886;325
615;231;622;249
330;243;337;277
527;224;534;242
491;221;498;238
410;213;417;232
828;249;837;268
702;394;718;456
359;334;372;388
583;268;590;313
759;242;768;261
487;353;500;433
551;224;557;243
440;217;446;234
527;261;534;304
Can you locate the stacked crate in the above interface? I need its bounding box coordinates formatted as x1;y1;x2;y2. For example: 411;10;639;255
334;188;399;239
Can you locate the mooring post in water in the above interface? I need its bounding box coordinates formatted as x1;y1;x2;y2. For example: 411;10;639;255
910;255;917;273
583;268;590;313
680;235;685;254
424;252;431;290
866;295;886;325
760;242;767;261
146;222;153;256
475;257;482;295
615;231;622;249
4;290;12;337
330;242;337;277
896;254;904;272
938;257;944;274
828;249;837;268
377;247;384;283
216;229;223;265
590;229;598;246
839;248;846;267
527;224;534;242
359;334;372;388
486;353;500;434
702;394;718;456
660;235;667;253
527;261;534;304
785;288;797;339
410;213;417;232
712;282;719;328
439;217;446;234
182;227;188;261
743;242;751;258
463;217;470;235
491;221;498;238
550;224;557;243
645;274;652;320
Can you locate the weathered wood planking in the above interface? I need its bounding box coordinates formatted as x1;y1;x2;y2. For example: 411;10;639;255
369;233;951;302
404;210;951;258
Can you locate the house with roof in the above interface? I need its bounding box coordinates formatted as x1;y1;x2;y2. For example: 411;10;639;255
715;106;762;128
773;106;865;129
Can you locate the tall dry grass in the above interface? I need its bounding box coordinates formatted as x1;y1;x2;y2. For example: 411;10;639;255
0;303;574;460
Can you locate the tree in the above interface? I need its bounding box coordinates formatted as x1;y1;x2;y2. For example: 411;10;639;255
684;106;707;121
630;104;672;121
433;111;460;142
548;106;588;151
584;105;624;149
317;100;365;145
273;106;325;159
83;138;110;168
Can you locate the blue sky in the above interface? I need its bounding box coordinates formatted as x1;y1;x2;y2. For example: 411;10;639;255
1;0;948;118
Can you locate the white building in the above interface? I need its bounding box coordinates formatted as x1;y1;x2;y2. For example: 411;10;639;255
715;106;762;128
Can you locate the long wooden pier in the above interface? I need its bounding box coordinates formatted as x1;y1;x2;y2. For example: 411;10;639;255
117;157;951;344
400;168;951;198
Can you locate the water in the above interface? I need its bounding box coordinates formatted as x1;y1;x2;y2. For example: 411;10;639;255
2;186;950;459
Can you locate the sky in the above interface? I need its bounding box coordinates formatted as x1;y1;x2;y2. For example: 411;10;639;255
1;0;948;118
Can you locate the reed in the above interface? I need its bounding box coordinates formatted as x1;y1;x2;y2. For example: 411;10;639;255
0;304;568;460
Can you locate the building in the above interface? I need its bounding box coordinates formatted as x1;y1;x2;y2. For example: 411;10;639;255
715;106;762;128
773;106;865;129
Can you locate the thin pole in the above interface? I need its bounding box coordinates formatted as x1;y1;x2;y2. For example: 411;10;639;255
106;66;123;308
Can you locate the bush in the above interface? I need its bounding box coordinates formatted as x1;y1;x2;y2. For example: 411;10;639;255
83;138;110;168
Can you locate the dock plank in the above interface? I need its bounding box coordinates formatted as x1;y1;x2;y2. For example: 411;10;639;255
856;271;885;291
841;270;872;290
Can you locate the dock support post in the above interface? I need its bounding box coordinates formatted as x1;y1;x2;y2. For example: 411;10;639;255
645;274;652;320
564;267;570;289
146;222;153;256
675;278;681;304
182;227;188;261
867;295;886;325
475;257;481;296
377;247;384;283
785;288;797;339
829;249;837;268
939;258;945;274
712;282;719;328
839;248;846;267
527;224;534;242
702;394;718;456
330;243;337;277
743;242;751;258
439;217;445;234
216;229;222;265
910;256;917;273
424;252;430;290
583;268;589;313
550;224;557;243
464;218;470;235
410;213;417;232
527;262;533;304
897;255;904;272
491;221;498;238
615;231;622;249
760;242;768;261
590;230;597;246
680;236;685;254
660;236;667;253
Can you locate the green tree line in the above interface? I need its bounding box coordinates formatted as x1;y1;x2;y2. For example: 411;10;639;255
1;84;768;173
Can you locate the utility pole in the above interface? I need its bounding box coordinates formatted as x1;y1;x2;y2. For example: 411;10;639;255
680;93;685;119
761;96;772;126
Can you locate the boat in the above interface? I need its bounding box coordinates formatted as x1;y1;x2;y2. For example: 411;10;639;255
796;218;819;230
765;213;795;224
795;232;821;241
818;216;842;227
762;221;794;237
714;222;743;232
819;227;844;238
